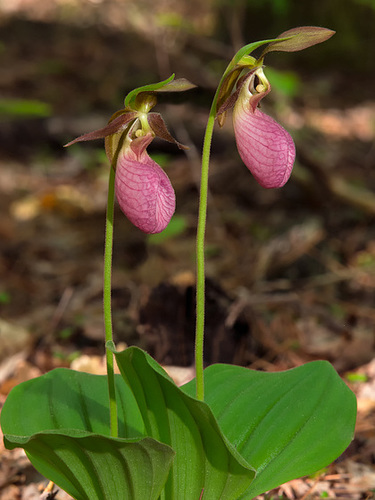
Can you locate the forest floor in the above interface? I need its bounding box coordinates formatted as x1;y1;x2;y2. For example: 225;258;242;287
0;5;375;499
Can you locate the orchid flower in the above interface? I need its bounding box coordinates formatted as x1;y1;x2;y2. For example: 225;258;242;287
65;75;195;233
232;67;295;188
215;26;335;189
216;65;295;189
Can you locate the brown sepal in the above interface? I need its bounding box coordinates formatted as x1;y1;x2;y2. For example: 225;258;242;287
216;71;254;125
216;87;242;126
148;113;188;150
64;111;138;147
216;67;243;119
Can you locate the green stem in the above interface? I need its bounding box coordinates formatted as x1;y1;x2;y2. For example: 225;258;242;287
104;165;118;437
195;115;213;401
195;73;229;401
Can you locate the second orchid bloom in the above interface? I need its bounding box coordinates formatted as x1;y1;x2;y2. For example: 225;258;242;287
215;26;335;189
215;62;297;190
232;67;295;189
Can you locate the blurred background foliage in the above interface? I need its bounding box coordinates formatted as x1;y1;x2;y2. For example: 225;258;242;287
0;0;374;119
0;0;375;352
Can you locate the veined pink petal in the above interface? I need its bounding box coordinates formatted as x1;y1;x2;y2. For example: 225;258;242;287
233;95;295;189
115;137;175;233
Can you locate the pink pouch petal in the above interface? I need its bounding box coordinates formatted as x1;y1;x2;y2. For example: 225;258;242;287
233;101;295;189
115;143;175;234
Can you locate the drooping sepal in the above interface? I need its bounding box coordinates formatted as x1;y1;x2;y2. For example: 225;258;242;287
215;67;245;126
148;113;188;150
64;111;138;148
103;109;138;166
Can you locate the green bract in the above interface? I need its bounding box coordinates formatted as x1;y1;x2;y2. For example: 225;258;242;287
214;26;335;125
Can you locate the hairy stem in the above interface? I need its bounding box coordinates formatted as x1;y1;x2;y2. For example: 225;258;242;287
104;165;118;437
195;72;230;401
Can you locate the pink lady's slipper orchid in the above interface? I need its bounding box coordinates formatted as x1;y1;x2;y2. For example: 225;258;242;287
65;76;195;234
217;27;335;189
232;68;295;189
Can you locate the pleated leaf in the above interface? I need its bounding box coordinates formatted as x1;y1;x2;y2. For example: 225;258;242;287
182;360;356;498
11;432;173;500
2;348;257;500
112;346;256;500
1;368;174;500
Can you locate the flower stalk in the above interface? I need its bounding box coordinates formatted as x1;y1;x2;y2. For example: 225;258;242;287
195;70;230;401
104;165;118;437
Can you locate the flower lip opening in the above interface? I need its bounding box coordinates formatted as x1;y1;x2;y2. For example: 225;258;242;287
248;67;269;95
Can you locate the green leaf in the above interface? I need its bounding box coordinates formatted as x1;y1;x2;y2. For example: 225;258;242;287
0;291;11;303
20;434;172;500
0;98;51;118
112;346;256;499
182;361;356;498
2;348;256;499
346;372;368;383
1;369;174;500
264;67;301;97
148;215;188;244
260;26;335;58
